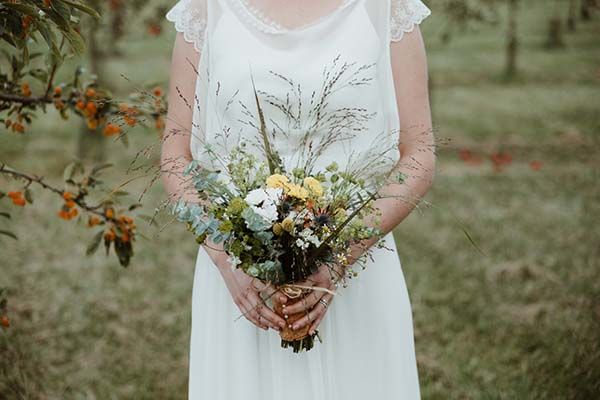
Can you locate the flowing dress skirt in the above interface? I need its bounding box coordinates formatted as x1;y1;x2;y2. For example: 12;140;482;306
188;231;421;399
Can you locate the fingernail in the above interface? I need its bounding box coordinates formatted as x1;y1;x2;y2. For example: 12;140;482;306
292;324;298;330
279;322;285;328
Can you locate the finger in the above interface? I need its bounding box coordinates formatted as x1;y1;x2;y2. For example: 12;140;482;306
248;291;285;329
293;293;333;331
308;294;334;335
252;280;288;305
284;290;323;314
240;297;268;331
292;305;323;331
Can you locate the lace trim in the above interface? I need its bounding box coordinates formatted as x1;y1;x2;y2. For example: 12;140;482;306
166;0;207;52
390;0;431;42
230;0;356;34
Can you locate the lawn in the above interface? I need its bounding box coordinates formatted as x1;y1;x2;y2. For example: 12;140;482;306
1;0;599;399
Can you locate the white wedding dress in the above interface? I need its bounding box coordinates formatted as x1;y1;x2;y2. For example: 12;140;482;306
166;1;431;399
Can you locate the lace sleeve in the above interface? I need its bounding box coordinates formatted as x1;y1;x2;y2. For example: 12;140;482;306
390;0;431;42
166;0;208;53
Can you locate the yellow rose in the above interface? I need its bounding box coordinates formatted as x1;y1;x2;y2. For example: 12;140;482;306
281;217;295;232
266;174;289;189
303;177;323;197
285;183;309;200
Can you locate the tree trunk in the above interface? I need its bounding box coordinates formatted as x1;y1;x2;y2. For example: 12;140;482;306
110;0;125;56
77;16;106;162
505;0;519;78
581;0;597;20
546;16;565;49
567;0;578;31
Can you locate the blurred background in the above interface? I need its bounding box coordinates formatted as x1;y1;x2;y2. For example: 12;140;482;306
1;0;599;398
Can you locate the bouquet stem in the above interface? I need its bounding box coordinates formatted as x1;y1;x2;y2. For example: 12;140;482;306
273;286;321;353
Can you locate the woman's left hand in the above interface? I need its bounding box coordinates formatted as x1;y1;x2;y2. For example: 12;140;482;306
282;263;341;335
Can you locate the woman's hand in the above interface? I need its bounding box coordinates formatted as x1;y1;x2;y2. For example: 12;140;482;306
282;263;341;335
217;262;287;332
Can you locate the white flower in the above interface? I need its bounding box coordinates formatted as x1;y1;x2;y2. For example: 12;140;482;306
227;255;242;268
244;187;283;224
299;228;322;247
245;187;282;206
295;238;310;250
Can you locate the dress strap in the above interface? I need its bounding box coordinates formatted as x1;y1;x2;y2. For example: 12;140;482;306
390;0;431;42
166;0;208;52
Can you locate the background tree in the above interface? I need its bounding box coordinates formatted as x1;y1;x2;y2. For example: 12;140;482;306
567;0;579;31
504;0;519;78
547;0;566;49
580;0;598;20
0;0;166;266
75;0;168;161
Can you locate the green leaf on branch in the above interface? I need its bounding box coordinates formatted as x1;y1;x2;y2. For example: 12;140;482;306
128;204;142;211
61;0;101;19
60;27;86;55
114;239;133;268
86;229;104;256
0;230;17;240
28;68;49;83
63;160;84;182
24;188;33;204
36;24;62;61
1;3;39;17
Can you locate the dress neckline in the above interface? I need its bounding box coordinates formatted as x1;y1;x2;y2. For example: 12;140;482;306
229;0;358;34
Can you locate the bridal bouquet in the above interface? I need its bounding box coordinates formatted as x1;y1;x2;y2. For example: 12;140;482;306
171;61;406;352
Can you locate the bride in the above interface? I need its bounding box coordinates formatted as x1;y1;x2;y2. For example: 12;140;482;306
161;0;434;399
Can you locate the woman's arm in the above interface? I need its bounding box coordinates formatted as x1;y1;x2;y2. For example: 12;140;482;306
288;27;436;333
161;33;286;331
161;32;201;205
161;33;232;268
342;26;435;265
363;25;436;249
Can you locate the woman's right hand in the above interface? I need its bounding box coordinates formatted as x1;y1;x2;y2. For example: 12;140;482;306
216;258;287;332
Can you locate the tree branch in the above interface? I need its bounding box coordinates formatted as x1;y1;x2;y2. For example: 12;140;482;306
0;163;107;219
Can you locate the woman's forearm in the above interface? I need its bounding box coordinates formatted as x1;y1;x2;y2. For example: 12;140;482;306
346;143;436;264
339;27;437;265
161;32;230;268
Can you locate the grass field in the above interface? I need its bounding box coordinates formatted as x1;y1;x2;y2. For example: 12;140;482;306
1;0;599;399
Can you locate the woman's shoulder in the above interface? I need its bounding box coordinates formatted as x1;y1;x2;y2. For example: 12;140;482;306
389;0;431;42
166;0;208;53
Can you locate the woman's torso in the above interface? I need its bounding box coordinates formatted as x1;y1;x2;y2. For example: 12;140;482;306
191;0;402;178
